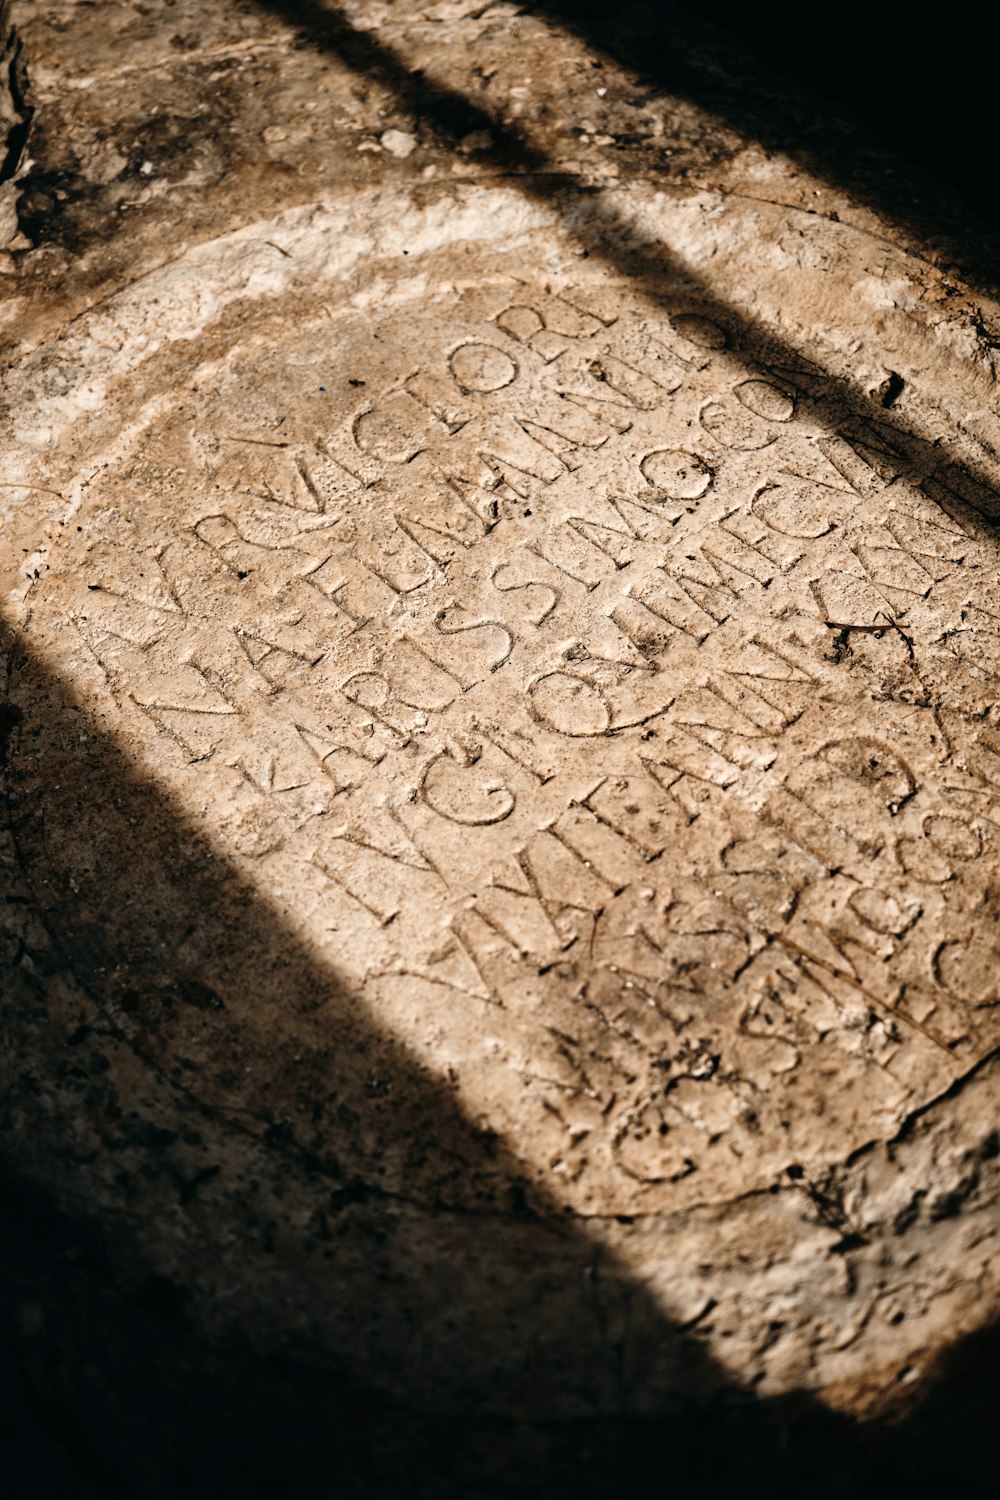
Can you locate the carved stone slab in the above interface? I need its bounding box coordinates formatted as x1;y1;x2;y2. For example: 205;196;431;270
2;0;999;1468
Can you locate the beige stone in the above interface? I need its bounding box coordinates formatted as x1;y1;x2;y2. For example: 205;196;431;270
1;0;999;1488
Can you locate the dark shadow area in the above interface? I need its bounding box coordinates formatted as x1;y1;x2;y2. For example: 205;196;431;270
2;1;999;1493
0;630;803;1497
240;0;1000;298
2;626;999;1499
528;0;1000;290
701;3;997;236
0;1;32;185
238;0;1000;513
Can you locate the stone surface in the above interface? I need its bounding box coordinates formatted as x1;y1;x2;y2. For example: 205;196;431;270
1;1;999;1492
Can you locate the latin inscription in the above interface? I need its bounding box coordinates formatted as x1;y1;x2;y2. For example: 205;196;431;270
39;263;1000;1207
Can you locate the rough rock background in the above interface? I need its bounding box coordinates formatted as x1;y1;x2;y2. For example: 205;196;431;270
1;3;999;1496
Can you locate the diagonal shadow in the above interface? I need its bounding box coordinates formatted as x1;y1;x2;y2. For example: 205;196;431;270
2;613;999;1499
2;1;1000;1494
529;0;1000;292
690;2;997;225
238;0;1000;498
246;0;1000;296
0;623;830;1495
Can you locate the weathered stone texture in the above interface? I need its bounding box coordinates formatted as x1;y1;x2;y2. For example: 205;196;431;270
1;1;999;1492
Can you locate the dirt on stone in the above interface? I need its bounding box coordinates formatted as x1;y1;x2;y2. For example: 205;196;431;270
1;3;999;1496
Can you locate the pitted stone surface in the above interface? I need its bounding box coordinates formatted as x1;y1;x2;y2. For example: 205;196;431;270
2;0;1000;1463
14;205;1000;1213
